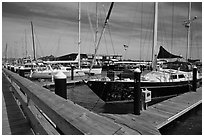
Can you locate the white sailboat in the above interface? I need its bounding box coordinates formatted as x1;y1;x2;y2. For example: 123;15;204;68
30;5;86;79
86;2;202;103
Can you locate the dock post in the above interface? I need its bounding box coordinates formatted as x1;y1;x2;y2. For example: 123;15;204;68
192;66;197;92
133;68;142;115
71;65;74;80
19;68;25;77
54;71;67;99
11;66;14;72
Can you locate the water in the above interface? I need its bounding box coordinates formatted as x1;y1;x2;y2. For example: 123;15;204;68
159;104;202;135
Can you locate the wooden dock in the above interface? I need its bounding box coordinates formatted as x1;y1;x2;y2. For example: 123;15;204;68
2;74;34;135
100;87;202;134
2;68;202;135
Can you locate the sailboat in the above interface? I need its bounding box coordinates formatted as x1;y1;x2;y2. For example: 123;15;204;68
30;56;85;79
17;21;38;76
85;2;202;103
30;8;86;79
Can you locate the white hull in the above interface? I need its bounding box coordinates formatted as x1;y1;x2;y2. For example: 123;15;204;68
82;67;102;75
31;69;85;79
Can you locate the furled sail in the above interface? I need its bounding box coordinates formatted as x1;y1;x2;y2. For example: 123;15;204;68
157;46;182;59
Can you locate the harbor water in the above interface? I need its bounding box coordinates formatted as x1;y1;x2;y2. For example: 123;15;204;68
159;104;202;135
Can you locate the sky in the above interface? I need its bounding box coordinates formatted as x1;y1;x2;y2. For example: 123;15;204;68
2;1;202;61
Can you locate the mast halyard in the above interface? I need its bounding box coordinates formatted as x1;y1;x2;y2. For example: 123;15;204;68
152;2;158;70
78;2;81;69
31;21;36;61
90;2;114;71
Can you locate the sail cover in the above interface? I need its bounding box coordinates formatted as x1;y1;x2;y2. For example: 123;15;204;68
157;46;182;59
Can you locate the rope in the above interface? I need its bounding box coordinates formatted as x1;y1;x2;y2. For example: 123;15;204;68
34;29;44;58
103;31;109;55
107;23;115;55
90;80;106;111
102;5;115;55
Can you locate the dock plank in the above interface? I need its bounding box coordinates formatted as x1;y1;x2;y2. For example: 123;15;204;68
101;113;161;135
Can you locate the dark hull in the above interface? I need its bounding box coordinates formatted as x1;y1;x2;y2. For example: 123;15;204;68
86;80;200;103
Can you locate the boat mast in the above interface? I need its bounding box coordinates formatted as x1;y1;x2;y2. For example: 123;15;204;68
78;2;81;69
31;21;36;61
90;2;114;71
95;2;98;53
152;2;158;70
184;2;197;60
5;43;8;63
186;2;191;60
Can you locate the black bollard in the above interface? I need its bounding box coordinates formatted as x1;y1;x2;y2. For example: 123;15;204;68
19;68;25;77
133;68;142;115
192;66;197;92
54;71;67;99
11;66;14;72
71;65;74;80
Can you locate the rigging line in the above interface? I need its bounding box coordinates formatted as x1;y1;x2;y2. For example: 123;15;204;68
107;23;115;55
127;3;139;50
194;22;200;59
159;5;165;47
102;4;115;55
103;31;109;55
144;4;154;60
162;6;168;48
90;84;105;111
34;29;44;58
87;5;95;46
90;2;114;72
